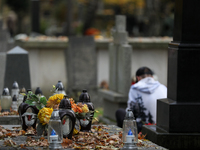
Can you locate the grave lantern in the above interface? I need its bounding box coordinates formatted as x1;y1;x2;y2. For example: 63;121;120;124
59;95;76;139
55;81;66;95
121;109;138;150
11;95;18;111
78;89;94;132
1;87;12;112
11;81;19;99
48;108;63;149
35;87;43;95
19;104;39;131
17;87;26;107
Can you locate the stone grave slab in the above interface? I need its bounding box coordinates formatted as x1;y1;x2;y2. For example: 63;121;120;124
0;115;20;125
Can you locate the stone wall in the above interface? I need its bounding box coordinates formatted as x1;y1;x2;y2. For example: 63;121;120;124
15;37;171;107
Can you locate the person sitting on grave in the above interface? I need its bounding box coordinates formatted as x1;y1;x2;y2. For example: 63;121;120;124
115;66;167;132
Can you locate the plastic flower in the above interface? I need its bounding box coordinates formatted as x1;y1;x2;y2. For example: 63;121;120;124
38;107;53;125
46;93;65;108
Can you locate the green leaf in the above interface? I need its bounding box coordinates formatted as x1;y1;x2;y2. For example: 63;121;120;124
40;96;47;106
25;100;35;105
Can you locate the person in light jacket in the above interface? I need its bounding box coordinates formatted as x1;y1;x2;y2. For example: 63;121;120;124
116;66;167;132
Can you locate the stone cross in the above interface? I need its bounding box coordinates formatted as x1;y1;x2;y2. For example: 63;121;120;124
4;46;31;92
99;15;132;120
109;15;131;95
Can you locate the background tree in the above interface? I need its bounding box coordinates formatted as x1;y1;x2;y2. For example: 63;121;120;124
4;0;30;34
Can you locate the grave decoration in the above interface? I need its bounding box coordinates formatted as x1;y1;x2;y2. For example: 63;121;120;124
77;89;95;132
18;90;45;131
59;95;76;139
37;93;64;136
48;105;63;149
1;87;12;112
122;109;138;150
17;86;97;140
55;80;66;95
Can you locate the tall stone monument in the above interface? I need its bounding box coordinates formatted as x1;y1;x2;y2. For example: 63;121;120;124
143;1;200;149
99;15;132;120
4;46;31;92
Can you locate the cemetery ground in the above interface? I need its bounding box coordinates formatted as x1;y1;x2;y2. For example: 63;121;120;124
0;107;168;150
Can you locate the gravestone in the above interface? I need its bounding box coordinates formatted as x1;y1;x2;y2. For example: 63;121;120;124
66;36;98;105
0;20;9;93
99;15;132;120
4;46;31;92
143;0;200;149
0;52;6;94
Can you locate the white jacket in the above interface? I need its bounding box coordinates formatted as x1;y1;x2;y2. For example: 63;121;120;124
126;77;167;124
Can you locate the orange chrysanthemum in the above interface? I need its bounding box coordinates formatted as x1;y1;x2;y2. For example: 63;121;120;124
69;98;89;113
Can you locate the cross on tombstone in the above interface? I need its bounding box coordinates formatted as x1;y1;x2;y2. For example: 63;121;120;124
4;46;31;92
99;15;132;121
143;1;200;149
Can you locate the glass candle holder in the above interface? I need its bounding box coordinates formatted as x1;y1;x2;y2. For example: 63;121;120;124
48;109;63;149
121;109;138;150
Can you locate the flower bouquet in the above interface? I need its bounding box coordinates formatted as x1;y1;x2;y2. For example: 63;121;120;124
69;98;98;134
36;93;65;135
69;98;90;119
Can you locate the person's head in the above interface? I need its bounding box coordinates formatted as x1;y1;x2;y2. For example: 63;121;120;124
135;66;154;82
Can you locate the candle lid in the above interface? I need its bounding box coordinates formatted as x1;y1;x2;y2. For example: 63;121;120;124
79;89;90;102
59;95;71;109
125;109;135;119
2;87;10;95
56;81;64;91
12;81;19;89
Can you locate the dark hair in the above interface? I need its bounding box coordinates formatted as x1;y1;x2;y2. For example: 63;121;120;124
136;66;154;76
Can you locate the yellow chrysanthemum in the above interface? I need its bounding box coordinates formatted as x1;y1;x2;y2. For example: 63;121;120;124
38;107;53;125
46;93;64;108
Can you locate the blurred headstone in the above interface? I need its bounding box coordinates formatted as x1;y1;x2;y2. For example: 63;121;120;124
0;20;9;93
4;46;31;92
99;15;132;120
0;52;6;94
66;36;97;104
